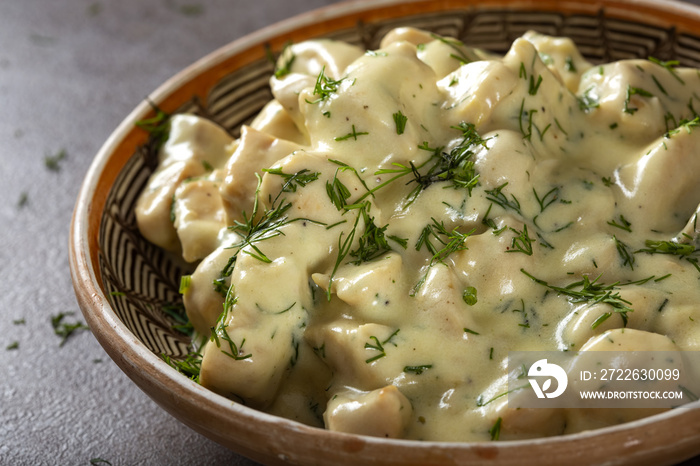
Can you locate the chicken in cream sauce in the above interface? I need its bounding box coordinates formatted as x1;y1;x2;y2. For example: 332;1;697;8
135;28;700;441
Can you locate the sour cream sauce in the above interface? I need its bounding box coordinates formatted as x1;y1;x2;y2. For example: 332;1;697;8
135;28;700;441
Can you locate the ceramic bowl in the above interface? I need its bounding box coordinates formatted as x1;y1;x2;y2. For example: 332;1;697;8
70;0;700;464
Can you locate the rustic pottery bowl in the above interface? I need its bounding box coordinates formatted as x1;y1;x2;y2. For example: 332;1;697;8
70;0;700;464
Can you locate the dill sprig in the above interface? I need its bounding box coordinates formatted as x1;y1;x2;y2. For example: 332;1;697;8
393;110;408;135
135;104;170;150
430;33;473;65
162;302;194;336
636;238;700;274
489;417;503;441
665;116;700;138
412;218;475;295
325;199;407;300
613;235;635;270
577;86;600;112
404;364;432;375
416;217;475;266
305;66;346;104
230;171;322;262
364;328;400;363
50;311;89;346
216;170;322;293
637;239;695;256
349;204;407;264
623;85;653;115
44;149;67;172
484;183;522;216
270;42;296;78
648;57;685;84
507;225;534;255
334;124;369;141
209;288;252;361
533;186;559;212
162;351;202;382
262;167;320;192
608;214;632;232
374;121;487;204
521;269;633;328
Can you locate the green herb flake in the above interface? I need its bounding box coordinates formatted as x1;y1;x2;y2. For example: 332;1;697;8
665;116;700;138
529;74;543;95
372;122;487;204
334;124;369;141
613;235;635;270
623;85;654;115
430;33;473;65
462;286;478;306
404;364;432;375
305;66;346;104
135;106;171;150
44;149;67;171
489;417;503;440
648;57;685;84
637;239;695;256
578;86;600;112
225;173;323;267
607;214;632;232
485;183;522;216
262;167;320;192
533;186;559;213
521;269;633;328
86;2;102;17
178;4;204;17
50;312;89;347
17;191;28;208
6;341;19;351
179;275;192;294
416;218;474;266
270;42;296;78
211;304;253;362
162;351;202;382
364;329;400;363
90;458;113;465
393;110;408;135
506;225;534;255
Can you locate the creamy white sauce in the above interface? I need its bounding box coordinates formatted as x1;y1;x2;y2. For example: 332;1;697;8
135;28;700;441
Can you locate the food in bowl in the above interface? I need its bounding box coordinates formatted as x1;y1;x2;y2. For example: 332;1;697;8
134;26;700;441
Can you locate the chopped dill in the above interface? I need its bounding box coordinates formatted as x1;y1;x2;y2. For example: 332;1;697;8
50;311;89;347
44;149;66;171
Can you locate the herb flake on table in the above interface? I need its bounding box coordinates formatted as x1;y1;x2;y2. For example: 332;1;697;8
89;458;113;466
178;3;204;17
50;311;88;346
44;149;66;171
86;2;102;17
17;192;28;208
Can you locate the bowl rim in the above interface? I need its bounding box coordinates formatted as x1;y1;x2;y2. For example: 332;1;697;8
69;0;700;464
